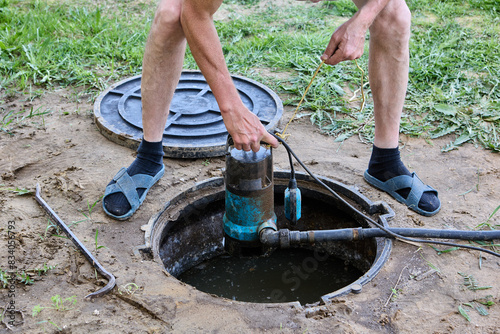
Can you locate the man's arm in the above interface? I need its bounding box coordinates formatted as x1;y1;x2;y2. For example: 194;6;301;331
181;0;278;152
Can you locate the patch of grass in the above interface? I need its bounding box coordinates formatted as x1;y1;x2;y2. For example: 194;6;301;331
430;245;460;255
458;272;492;291
403;1;500;151
322;0;358;16
94;228;106;253
1;0;498;151
32;295;77;320
476;204;500;230
16;271;34;285
79;196;102;223
457;272;495;322
419;251;441;272
39;218;66;240
34;319;62;332
0;185;31;195
0;0;153;91
0;264;57;287
50;295;77;311
458;297;495;322
0;106;52;135
468;0;499;12
118;282;140;296
33;263;58;276
0;268;9;288
225;0;261;6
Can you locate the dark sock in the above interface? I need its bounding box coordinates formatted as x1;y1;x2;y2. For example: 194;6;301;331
367;145;439;213
104;139;164;216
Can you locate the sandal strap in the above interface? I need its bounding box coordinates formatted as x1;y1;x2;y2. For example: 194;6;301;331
112;168;140;209
103;165;165;220
381;172;437;209
105;168;158;207
364;170;440;216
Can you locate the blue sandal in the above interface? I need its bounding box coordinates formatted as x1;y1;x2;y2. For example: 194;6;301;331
102;165;165;220
363;170;441;216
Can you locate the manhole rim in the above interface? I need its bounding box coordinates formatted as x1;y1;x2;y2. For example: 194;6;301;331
138;171;394;305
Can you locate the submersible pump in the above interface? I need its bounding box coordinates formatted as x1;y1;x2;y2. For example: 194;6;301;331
223;137;276;256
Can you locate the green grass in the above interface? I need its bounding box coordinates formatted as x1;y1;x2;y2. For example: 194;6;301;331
1;106;51;134
0;0;152;90
404;0;500;151
1;264;57;288
32;294;77;318
0;0;499;151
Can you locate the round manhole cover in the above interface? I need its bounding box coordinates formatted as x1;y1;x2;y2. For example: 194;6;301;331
94;70;283;158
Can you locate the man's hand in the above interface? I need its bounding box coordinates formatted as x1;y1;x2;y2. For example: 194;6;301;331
221;103;278;152
318;0;392;66
297;0;366;65
320;14;368;66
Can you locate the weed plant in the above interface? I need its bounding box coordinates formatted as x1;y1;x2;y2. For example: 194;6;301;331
0;0;498;150
0;264;56;287
32;294;77;318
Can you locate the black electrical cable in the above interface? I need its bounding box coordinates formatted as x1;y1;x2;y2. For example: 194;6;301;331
271;133;500;258
286;148;295;179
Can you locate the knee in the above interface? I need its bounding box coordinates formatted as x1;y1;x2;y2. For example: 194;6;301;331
370;1;411;46
151;0;182;33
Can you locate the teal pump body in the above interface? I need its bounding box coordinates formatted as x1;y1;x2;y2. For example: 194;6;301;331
223;140;276;245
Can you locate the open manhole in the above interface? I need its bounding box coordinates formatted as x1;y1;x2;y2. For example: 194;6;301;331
93;70;283;158
139;171;393;305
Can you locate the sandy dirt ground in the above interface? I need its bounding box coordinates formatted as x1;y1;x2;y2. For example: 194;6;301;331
0;84;499;334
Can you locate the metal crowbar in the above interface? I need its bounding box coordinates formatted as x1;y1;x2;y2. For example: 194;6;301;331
35;183;116;299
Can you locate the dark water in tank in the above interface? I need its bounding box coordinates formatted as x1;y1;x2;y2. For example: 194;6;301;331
177;247;363;304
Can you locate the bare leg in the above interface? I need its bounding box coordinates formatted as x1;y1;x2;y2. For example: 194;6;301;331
350;0;410;148
352;0;440;215
367;0;410;148
142;0;187;142
103;0;186;218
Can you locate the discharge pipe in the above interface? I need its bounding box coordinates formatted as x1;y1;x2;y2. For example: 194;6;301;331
259;224;500;248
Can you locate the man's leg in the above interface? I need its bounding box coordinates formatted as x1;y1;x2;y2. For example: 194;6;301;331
354;0;440;215
103;0;186;218
366;0;409;149
142;0;187;142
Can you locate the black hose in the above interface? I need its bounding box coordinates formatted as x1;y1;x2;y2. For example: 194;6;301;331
260;227;500;245
271;133;500;258
360;227;500;240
